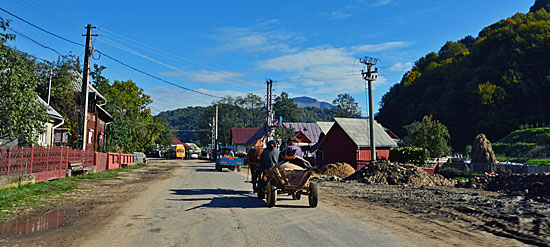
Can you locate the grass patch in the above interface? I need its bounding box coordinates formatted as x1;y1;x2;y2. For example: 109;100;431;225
452;177;469;181
0;163;147;221
525;159;550;166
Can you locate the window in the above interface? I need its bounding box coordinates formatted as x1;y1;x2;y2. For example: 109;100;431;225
88;129;94;144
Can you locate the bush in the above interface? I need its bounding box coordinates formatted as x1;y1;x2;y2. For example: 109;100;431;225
389;147;430;165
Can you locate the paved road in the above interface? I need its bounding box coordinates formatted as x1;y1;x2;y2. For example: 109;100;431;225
80;159;415;247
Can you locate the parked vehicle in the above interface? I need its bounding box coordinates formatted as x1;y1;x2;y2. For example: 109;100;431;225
167;144;186;159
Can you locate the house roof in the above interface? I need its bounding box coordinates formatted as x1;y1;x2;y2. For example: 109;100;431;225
231;127;260;145
97;105;113;122
283;122;322;144
37;96;64;121
70;70;106;101
171;137;185;144
316;121;334;134
245;127;267;145
331;118;398;148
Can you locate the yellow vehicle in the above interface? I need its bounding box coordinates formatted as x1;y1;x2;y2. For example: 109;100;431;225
168;144;186;159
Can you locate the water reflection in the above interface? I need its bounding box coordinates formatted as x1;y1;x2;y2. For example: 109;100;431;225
0;209;72;237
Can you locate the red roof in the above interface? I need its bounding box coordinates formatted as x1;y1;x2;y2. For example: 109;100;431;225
171;137;185;145
231;128;261;145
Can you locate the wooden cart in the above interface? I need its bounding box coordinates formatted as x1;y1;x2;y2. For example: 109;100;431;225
260;159;318;208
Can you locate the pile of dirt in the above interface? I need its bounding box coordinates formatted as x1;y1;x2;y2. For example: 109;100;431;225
458;173;550;200
319;162;356;178
347;160;456;187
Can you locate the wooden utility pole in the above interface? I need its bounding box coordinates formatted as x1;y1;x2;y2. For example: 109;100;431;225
78;24;97;150
360;57;378;162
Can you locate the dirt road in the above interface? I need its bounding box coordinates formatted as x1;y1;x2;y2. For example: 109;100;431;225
2;159;527;246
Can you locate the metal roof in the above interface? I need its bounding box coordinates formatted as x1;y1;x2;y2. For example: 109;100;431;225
37;96;64;121
70;70;106;101
283;122;322;144
316;121;334;134
231;127;261;145
333;118;398;148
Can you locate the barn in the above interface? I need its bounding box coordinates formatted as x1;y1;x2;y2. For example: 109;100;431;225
319;118;398;170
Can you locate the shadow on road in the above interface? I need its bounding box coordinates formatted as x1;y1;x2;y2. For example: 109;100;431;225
168;188;266;210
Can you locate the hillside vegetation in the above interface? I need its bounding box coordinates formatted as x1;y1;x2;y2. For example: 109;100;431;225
377;0;550;151
493;126;550;158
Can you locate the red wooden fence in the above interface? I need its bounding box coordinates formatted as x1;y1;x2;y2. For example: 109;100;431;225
0;146;135;183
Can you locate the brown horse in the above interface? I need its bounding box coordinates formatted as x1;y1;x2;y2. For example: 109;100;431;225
245;137;265;191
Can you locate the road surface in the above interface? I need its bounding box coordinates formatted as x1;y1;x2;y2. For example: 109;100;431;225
77;159;423;247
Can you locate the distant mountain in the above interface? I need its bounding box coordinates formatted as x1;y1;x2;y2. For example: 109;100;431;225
293;96;334;109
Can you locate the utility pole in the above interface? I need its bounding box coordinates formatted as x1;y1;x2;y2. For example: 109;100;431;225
78;24;97;150
265;79;274;143
47;68;52;105
360;57;378;162
214;105;218;162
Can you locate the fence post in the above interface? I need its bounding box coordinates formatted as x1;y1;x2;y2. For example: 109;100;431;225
30;146;34;174
65;147;69;170
59;147;63;178
46;148;50;173
7;148;11;176
19;148;25;174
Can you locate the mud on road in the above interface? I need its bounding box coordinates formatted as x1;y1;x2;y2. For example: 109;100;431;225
0;160;180;247
317;179;550;246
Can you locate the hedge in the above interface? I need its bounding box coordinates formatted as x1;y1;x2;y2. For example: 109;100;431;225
389;147;430;165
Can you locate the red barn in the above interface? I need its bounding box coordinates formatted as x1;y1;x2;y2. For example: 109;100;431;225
319;118;398;170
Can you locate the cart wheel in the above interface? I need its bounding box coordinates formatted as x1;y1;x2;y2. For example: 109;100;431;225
292;192;301;200
215;163;222;172
229;166;236;171
266;181;277;208
257;179;265;199
237;166;242;172
308;182;318;208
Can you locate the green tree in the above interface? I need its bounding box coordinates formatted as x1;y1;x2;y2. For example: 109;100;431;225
331;93;361;118
0;18;49;144
274;91;298;122
403;115;451;158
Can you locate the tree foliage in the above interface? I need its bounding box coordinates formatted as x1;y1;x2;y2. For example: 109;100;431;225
403;116;451;158
331;93;361;118
0;18;48;144
377;2;550;150
274;91;299;122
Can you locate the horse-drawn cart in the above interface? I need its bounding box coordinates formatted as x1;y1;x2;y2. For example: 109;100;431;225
257;158;318;208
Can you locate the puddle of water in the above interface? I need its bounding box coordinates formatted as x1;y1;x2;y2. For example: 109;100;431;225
0;209;72;237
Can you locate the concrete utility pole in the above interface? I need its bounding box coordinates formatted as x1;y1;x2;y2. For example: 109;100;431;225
78;24;97;150
265;79;274;142
360;57;378;162
214;105;218;162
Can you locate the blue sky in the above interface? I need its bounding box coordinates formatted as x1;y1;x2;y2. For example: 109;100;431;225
2;0;534;115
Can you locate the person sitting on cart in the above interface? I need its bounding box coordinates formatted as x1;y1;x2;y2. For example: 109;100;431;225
285;138;302;158
254;140;279;191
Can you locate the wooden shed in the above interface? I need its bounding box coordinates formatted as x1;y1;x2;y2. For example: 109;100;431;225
319;118;398;170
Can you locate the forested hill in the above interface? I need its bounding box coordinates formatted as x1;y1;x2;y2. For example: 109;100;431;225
377;0;550;151
157;105;333;145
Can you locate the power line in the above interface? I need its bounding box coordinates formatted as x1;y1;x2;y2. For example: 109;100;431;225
0;7;83;47
7;27;62;56
0;8;222;99
96;49;222;98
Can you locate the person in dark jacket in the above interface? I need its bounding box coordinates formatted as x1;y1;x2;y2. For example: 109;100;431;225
257;140;279;170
